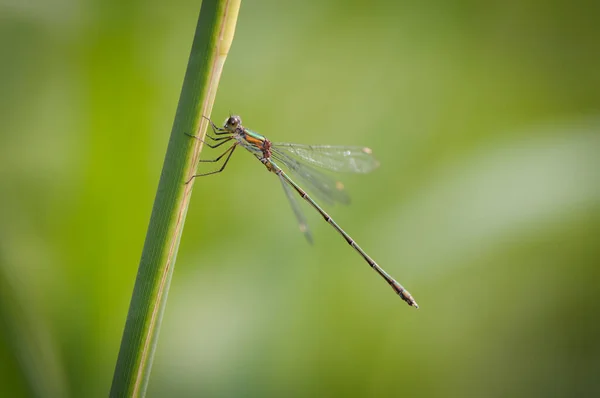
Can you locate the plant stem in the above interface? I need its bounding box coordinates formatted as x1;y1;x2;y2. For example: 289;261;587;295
110;1;241;396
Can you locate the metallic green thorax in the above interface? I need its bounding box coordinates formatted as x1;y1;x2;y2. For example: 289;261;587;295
244;128;266;142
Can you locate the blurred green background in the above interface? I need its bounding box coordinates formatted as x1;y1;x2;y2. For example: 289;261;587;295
1;0;599;397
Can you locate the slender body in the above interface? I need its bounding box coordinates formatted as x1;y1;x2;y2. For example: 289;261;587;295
188;115;418;308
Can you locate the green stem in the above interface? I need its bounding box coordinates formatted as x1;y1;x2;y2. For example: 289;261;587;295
110;1;241;396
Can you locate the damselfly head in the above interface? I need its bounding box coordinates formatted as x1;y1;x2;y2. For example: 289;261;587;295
224;115;242;130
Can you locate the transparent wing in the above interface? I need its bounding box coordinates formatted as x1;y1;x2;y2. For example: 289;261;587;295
237;138;356;206
279;173;313;244
272;149;350;206
272;143;380;173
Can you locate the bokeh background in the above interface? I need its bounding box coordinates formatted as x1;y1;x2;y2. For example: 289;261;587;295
1;0;599;397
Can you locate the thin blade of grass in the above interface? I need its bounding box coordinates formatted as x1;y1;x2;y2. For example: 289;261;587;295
110;1;242;396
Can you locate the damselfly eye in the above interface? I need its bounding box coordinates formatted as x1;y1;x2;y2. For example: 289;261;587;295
226;115;241;128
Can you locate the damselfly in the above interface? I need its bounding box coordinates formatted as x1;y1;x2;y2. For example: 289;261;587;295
187;115;418;308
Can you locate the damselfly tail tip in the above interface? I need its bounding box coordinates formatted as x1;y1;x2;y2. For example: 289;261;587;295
391;281;418;308
402;292;419;309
